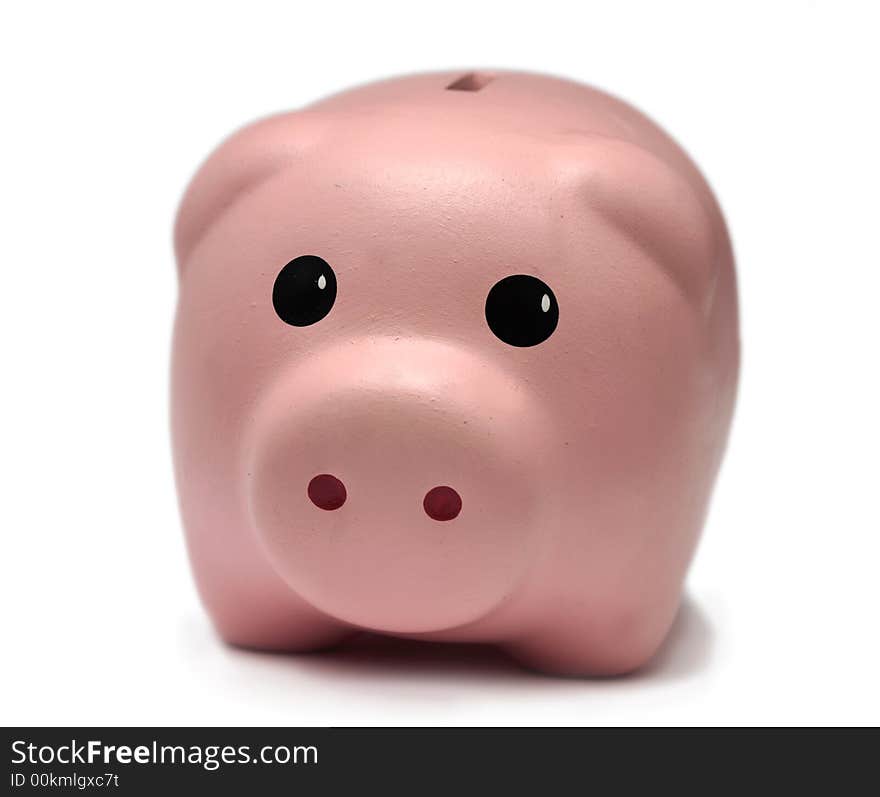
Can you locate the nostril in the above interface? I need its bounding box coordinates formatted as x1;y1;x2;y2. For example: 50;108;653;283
308;474;347;511
423;486;462;521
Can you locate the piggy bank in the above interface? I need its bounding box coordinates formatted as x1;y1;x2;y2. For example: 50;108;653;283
171;70;738;675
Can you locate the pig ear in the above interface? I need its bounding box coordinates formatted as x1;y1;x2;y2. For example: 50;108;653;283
555;136;725;312
173;111;324;272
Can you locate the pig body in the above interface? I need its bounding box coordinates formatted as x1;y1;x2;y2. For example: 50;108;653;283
171;71;738;675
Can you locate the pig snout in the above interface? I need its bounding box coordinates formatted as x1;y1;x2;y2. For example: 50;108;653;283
244;337;554;634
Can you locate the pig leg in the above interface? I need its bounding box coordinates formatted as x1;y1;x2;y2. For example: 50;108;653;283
203;583;353;653
180;506;354;652
502;601;677;677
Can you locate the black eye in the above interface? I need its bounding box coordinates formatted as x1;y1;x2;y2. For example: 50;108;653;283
272;255;337;326
485;274;559;347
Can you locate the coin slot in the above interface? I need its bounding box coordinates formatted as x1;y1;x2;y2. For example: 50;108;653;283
446;72;495;92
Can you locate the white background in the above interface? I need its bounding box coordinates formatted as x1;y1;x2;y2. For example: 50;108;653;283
2;1;878;726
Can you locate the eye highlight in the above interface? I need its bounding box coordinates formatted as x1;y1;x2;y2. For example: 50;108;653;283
272;255;337;326
485;274;559;347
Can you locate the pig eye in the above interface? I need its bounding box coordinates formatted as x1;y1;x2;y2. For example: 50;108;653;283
485;274;559;347
272;255;337;326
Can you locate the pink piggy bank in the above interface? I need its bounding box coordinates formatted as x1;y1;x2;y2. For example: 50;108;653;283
171;71;738;676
